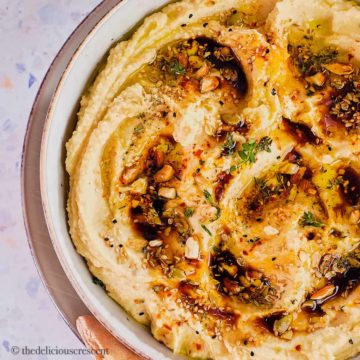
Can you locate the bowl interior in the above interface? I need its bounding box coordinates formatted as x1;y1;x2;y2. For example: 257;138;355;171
40;1;184;359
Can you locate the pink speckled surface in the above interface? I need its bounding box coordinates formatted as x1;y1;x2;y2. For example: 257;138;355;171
0;1;101;358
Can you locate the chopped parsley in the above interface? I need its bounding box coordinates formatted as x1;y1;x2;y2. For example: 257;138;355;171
254;178;271;199
256;136;272;153
238;136;273;165
300;211;323;228
222;133;236;156
184;207;195;218
169;60;186;75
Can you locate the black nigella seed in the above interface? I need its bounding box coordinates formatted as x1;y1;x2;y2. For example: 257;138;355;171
271;88;277;96
250;351;255;357
112;219;117;224
189;14;193;18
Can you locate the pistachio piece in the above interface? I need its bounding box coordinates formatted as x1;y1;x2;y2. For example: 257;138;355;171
149;240;163;247
306;72;326;87
201;76;220;93
222;263;238;277
310;284;336;300
280;330;293;340
323;63;354;75
239;275;251;287
189;55;203;69
158;187;176;199
221;113;242;125
154;164;175;183
187;42;198;56
273;314;293;336
227;11;243;26
185;237;199;259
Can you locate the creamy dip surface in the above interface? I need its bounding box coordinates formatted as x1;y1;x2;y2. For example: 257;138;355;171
66;0;360;358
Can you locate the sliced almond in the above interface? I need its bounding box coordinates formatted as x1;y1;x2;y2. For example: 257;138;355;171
323;63;354;75
310;284;336;300
154;165;175;183
200;76;220;93
158;187;176;199
185;237;199;260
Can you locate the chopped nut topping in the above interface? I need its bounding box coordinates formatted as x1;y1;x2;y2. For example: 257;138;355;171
149;240;163;247
310;284;336;300
263;226;279;236
200;76;220;93
154;164;175;183
158;187;177;199
185;237;200;259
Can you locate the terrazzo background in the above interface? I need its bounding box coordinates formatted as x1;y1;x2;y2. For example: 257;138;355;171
0;1;102;358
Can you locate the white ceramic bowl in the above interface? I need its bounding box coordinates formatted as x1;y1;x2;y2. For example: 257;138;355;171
40;1;184;359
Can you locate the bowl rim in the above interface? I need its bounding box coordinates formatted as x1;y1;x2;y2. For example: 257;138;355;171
37;0;158;359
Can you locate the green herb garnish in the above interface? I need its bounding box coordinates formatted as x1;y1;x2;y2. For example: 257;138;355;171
238;136;273;164
184;207;195;218
300;211;323;227
201;224;212;236
254;178;272;200
256;136;272;153
222;133;236;156
203;190;221;221
169;60;186;75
